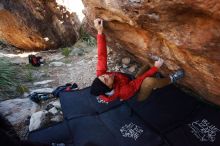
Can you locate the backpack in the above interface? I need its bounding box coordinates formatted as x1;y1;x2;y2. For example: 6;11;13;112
28;55;43;67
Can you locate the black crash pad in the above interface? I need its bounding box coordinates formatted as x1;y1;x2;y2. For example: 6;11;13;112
28;85;220;146
67;115;117;146
164;104;220;146
59;87;123;120
98;104;165;146
128;85;201;132
28;121;73;144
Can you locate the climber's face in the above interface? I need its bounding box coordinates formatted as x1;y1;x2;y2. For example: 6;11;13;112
98;74;114;89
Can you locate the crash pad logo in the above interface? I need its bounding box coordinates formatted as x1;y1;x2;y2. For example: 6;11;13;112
96;96;108;104
188;119;220;142
120;122;144;140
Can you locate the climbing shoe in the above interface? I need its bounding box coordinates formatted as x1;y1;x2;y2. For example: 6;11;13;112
169;69;185;83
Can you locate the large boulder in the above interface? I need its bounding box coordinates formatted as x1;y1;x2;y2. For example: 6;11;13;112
0;0;80;50
82;0;220;105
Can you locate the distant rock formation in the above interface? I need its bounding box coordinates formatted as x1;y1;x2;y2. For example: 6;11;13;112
82;0;220;105
0;0;80;50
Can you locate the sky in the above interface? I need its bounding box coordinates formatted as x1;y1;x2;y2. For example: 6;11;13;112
56;0;85;22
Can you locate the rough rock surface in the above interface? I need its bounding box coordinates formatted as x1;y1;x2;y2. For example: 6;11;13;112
0;98;39;126
82;0;220;105
29;110;48;132
0;0;80;50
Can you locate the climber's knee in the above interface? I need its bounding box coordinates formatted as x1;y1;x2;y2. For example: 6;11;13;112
141;77;157;88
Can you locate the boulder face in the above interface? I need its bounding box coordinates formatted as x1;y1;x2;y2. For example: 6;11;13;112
0;0;80;50
82;0;220;105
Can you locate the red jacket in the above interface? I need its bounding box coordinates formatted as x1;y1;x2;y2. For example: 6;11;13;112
97;34;158;102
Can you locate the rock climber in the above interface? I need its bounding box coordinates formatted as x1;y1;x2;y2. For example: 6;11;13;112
90;18;184;102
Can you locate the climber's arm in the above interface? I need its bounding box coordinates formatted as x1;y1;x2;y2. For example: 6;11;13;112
119;58;164;101
94;19;107;76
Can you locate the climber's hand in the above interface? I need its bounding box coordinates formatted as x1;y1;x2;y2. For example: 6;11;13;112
94;18;103;34
154;58;164;68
